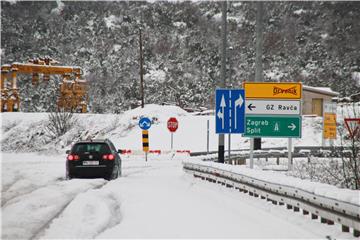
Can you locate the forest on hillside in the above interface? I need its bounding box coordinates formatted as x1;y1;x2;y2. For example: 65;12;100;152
1;1;360;113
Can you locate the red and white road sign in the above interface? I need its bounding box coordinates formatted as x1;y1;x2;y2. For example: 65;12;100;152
167;117;178;132
344;118;360;139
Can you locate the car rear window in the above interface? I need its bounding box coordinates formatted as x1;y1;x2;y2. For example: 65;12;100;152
72;143;111;154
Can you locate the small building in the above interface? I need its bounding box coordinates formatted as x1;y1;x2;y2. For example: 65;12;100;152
302;85;339;116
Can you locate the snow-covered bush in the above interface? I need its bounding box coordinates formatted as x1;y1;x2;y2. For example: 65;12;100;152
45;111;77;139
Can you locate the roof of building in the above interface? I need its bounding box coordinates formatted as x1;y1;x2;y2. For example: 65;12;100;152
303;85;339;97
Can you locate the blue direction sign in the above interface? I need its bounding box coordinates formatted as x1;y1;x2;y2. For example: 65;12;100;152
216;89;245;134
139;117;151;130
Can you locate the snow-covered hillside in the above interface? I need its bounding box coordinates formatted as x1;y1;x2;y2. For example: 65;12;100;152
1;104;354;154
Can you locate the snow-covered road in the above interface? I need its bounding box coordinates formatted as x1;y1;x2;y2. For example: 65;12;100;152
1;153;354;239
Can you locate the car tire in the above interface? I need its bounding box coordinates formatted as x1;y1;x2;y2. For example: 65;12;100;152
107;165;119;180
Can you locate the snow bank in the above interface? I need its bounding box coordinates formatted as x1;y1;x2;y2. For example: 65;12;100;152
183;158;360;206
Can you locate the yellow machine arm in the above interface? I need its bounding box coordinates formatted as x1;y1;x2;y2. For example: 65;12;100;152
0;57;88;113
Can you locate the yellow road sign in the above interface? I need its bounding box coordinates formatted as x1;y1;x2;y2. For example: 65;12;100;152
244;82;302;99
324;113;337;139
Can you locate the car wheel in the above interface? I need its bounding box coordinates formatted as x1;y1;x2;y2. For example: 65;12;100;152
65;168;72;180
66;173;72;180
108;165;119;180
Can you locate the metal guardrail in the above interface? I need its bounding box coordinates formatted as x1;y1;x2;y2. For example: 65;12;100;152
191;146;356;165
191;146;355;157
183;162;360;237
190;147;287;157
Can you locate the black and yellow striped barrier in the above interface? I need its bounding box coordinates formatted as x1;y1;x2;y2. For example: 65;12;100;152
142;130;149;152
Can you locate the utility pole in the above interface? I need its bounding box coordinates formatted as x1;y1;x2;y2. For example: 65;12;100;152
218;1;227;163
254;1;263;150
139;28;144;108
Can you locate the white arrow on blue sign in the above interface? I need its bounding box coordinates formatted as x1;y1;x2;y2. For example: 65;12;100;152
216;89;245;134
139;117;151;130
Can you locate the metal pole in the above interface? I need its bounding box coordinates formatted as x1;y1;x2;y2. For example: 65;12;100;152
207;119;210;154
228;134;231;160
171;132;173;150
322;102;325;147
145;152;147;162
254;1;264;150
218;0;227;163
250;138;254;169
288;138;293;171
139;28;144;108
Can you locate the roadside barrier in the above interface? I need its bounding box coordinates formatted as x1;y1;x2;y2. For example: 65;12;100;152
119;149;190;155
183;161;360;237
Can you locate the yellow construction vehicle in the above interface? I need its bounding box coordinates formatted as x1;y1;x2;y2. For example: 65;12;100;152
0;57;88;112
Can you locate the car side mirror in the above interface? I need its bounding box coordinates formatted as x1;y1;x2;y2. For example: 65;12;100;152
117;149;123;154
66;150;71;154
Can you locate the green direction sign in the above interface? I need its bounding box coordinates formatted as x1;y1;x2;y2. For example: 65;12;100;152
244;115;302;138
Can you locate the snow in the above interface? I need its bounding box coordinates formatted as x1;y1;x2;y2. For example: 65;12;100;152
265;68;286;82
1;104;359;238
51;0;64;15
173;21;186;28
113;44;121;52
303;85;339;96
321;33;329;39
104;15;121;29
352;72;360;86
2;153;355;239
294;9;307;15
144;69;167;83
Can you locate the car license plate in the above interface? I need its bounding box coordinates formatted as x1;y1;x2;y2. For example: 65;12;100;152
83;161;99;166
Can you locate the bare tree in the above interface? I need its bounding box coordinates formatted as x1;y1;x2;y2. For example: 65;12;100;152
45;110;77;139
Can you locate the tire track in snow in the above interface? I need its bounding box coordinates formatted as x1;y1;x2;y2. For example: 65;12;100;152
1;176;63;207
2;179;108;240
37;184;122;239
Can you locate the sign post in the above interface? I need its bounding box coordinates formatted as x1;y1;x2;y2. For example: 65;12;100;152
139;117;151;161
167;117;179;150
244;82;302;170
207;119;210;154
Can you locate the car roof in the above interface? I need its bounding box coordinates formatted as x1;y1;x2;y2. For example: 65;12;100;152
75;139;109;144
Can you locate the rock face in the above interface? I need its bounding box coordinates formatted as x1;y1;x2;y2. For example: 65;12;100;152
1;1;360;113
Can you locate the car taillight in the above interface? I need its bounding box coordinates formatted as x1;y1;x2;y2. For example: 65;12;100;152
102;154;115;160
67;154;79;161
